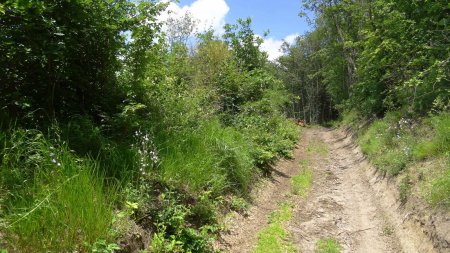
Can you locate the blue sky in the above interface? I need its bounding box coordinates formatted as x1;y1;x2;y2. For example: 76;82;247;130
163;0;313;60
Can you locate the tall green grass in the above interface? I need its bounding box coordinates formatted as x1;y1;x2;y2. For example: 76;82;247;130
358;112;408;175
413;113;450;159
155;119;255;196
359;112;449;176
0;108;301;251
0;128;115;252
357;111;449;207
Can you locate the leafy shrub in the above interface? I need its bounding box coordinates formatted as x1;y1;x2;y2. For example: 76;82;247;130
235;106;299;168
62;116;104;156
150;192;213;253
230;197;250;213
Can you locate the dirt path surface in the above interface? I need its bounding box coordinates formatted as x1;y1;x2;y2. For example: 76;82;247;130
218;127;439;253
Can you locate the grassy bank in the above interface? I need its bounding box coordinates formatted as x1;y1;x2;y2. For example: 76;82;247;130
0;111;298;252
341;111;449;208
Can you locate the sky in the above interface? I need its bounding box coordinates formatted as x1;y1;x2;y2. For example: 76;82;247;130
160;0;313;60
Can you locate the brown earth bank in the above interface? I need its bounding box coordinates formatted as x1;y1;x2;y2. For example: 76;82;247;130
217;127;449;253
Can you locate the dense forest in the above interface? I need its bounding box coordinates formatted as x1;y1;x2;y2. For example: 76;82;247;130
278;0;449;123
0;0;449;252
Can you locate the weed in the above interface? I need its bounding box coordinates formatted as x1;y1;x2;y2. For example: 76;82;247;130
292;161;313;197
421;161;450;208
230;197;250;213
307;139;329;156
399;175;411;204
381;225;394;236
315;238;341;253
413;113;450;159
149;192;213;253
87;240;120;253
253;203;297;253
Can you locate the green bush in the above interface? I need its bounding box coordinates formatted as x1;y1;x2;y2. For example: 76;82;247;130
235;107;299;167
149;192;213;253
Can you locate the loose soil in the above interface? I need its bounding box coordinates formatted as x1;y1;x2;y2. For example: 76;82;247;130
217;127;447;253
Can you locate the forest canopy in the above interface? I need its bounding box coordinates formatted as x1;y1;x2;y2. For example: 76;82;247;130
278;0;449;123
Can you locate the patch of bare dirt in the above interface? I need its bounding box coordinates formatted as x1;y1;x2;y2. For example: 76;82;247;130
218;127;446;253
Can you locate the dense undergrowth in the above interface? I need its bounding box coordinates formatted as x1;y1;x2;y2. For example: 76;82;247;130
0;1;299;251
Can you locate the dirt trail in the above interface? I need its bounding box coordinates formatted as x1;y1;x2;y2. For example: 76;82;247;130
218;127;439;253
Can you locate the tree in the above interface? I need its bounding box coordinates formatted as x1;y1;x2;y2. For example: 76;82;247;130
0;0;167;126
223;18;267;72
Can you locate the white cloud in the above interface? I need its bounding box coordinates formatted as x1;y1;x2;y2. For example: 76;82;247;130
284;34;299;45
261;33;299;61
160;0;230;35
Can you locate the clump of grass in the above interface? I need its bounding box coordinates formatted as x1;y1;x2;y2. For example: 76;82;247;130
381;225;394;236
427;168;450;208
230;197;250;213
358;113;409;176
399;175;411;204
421;159;450;208
372;149;408;176
413;113;450;160
307;139;329;156
359;119;392;156
292;160;313;197
339;110;360;129
253;203;297;253
315;238;341;253
0;128;115;252
156;119;255;196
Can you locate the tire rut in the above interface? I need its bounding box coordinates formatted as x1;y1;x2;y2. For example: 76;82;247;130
218;127;438;253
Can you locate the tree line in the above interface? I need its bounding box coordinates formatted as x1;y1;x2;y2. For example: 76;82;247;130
277;0;449;123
